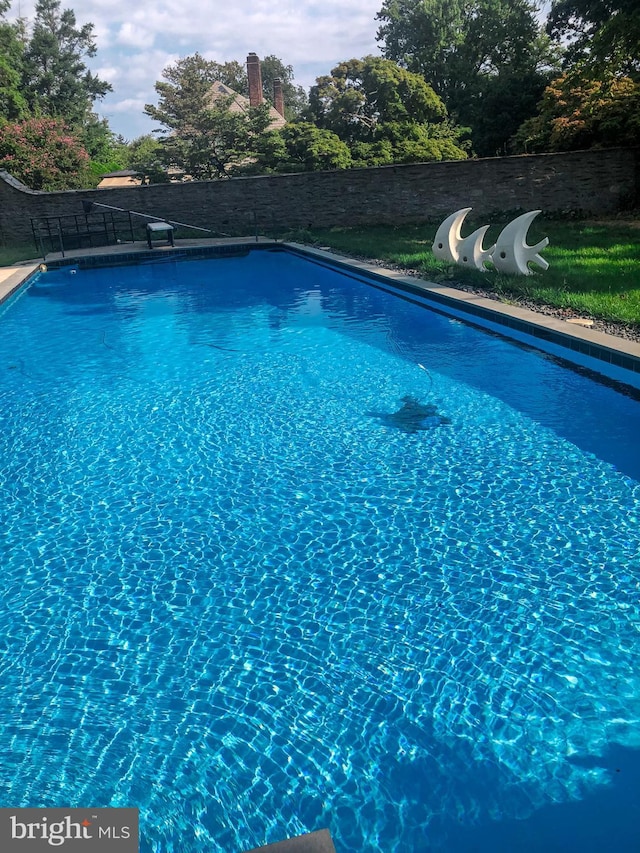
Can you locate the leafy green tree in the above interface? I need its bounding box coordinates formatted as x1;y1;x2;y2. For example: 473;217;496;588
145;54;221;132
122;134;168;184
260;55;308;118
469;61;556;156
82;113;119;161
0;115;90;188
206;59;248;95
547;0;640;77
250;122;352;173
173;100;272;179
21;0;111;126
376;0;560;155
82;114;129;184
512;70;640;152
145;55;273;178
514;2;639;155
279;123;351;170
124;133;162;166
349;139;395;167
0;0;28;120
372;119;469;164
307;56;467;163
376;0;465;100
245;129;287;172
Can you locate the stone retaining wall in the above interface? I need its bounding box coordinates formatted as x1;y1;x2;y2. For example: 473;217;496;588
0;147;637;245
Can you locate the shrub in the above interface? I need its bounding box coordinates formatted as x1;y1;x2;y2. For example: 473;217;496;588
0;117;91;190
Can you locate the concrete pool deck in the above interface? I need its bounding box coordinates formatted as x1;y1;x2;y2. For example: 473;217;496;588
244;829;336;852
2;237;639;391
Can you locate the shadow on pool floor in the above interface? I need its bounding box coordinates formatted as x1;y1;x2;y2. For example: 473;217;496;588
440;743;640;852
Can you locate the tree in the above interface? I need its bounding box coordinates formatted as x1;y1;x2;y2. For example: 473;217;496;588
547;0;640;77
376;0;560;155
250;122;352;173
512;70;640;152
0;116;90;189
260;55;308;118
362;119;469;165
166;100;272;179
145;54;219;132
21;0;111;126
468;58;557;156
511;1;639;154
145;54;274;178
123;134;168;184
307;56;468;163
82;114;129;183
0;0;28;120
376;0;466;101
205;59;248;95
146;53;307;116
82;113;119;160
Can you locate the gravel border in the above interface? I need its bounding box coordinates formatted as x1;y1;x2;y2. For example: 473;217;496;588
349;254;640;344
445;281;640;343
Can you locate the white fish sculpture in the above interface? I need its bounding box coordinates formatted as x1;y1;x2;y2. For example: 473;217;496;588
456;225;495;271
432;208;549;275
431;207;472;263
491;210;549;275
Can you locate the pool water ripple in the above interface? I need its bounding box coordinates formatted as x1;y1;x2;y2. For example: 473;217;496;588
0;252;639;851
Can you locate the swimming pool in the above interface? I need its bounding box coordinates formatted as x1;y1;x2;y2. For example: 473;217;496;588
1;247;639;852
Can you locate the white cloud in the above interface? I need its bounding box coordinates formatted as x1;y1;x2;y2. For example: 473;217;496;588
8;0;384;138
116;22;151;49
94;66;120;83
103;97;148;114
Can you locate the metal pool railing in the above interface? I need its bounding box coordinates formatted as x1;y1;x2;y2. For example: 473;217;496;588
31;209;136;259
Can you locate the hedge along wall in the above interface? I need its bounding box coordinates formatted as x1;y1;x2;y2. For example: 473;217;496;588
0;147;637;245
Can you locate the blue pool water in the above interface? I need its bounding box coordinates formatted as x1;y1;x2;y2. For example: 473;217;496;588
1;249;639;852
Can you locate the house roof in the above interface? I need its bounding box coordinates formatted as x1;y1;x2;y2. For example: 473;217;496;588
208;81;286;131
97;170;142;188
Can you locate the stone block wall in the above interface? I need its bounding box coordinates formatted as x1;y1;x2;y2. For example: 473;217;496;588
0;147;637;245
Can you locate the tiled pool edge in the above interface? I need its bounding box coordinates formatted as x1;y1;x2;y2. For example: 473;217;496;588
285;242;640;393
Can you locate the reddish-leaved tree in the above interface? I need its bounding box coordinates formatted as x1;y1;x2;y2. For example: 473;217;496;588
0;117;90;189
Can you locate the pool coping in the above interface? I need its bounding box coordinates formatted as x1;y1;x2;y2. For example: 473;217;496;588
284;242;640;391
243;829;336;853
0;261;41;304
2;238;639;390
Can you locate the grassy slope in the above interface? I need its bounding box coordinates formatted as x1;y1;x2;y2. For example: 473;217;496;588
291;218;640;326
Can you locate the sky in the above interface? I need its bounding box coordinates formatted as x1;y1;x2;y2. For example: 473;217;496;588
9;0;385;141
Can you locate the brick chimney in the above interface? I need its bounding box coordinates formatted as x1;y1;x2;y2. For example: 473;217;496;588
247;53;263;107
273;78;285;117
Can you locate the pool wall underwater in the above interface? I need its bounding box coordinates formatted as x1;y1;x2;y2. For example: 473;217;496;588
0;243;639;852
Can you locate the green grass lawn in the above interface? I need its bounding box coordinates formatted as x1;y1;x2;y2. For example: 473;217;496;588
0;242;40;267
289;217;640;327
